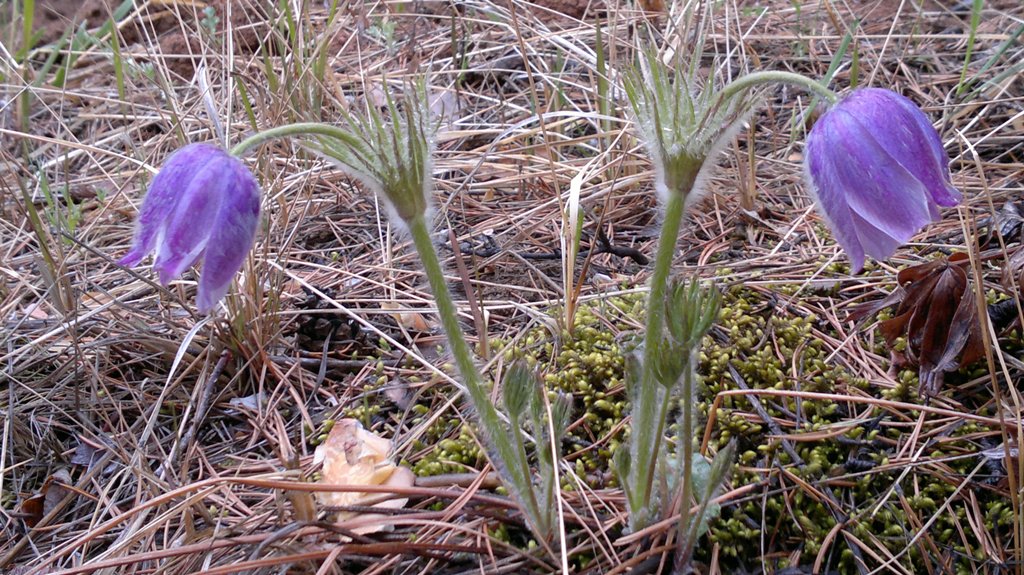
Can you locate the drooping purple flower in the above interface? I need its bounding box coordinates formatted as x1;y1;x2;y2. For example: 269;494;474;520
120;143;261;313
805;88;962;272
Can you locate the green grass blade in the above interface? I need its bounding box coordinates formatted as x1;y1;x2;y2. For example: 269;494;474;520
109;20;126;104
956;0;985;96
16;0;36;61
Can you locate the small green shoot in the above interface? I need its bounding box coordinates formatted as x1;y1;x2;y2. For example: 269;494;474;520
38;170;81;245
109;19;126;104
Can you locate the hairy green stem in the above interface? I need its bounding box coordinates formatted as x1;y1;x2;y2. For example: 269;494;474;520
629;189;686;525
406;214;544;533
229;122;358;157
678;360;696;562
510;410;545;534
717;70;841;107
229;122;548;537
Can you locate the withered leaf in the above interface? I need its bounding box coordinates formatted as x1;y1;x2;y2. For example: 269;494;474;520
985;201;1024;246
848;255;985;395
19;494;44;528
19;469;73;528
847;287;905;324
1002;246;1024;302
313;419;415;536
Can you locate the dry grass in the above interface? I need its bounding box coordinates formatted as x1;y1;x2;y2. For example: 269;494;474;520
1;0;1023;573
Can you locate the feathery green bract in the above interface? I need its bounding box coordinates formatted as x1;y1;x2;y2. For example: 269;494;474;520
309;78;435;224
622;47;756;199
651;279;722;389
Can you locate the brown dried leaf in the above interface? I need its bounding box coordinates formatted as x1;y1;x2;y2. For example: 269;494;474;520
637;0;666;11
879;310;912;346
847;286;905;323
19;469;72;528
849;256;985;395
70;437;116;474
1002;245;1024;295
935;286;985;372
914;262;966;372
986;201;1024;246
19;494;44;528
380;301;433;332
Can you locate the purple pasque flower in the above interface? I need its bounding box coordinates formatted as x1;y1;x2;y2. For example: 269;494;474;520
120;143;261;313
805;88;961;272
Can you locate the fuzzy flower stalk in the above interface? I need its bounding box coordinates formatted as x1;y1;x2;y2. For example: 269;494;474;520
617;48;756;536
235;79;564;542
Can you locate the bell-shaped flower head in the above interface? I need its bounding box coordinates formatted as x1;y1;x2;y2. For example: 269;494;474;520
119;143;262;313
804;88;962;272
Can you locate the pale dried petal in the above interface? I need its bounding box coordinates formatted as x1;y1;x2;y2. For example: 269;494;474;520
315;419;415;535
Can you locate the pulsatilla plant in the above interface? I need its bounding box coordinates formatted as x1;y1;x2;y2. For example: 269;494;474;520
615;46;962;570
117;81;569;542
616;47;757;538
288;80;571;541
237;80;567;542
116;50;961;569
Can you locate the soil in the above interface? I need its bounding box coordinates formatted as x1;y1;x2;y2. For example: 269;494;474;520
24;0;612;51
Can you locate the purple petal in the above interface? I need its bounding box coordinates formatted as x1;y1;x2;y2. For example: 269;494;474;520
120;143;220;267
885;93;962;207
805;130;866;272
152;154;234;285
817;107;935;239
805;88;965;271
196;156;262;313
850;211;904;262
118;246;150;268
846;89;962;208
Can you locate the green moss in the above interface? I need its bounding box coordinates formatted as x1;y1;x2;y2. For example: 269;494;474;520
386;283;1010;571
546;285;1004;574
412;422;485;476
